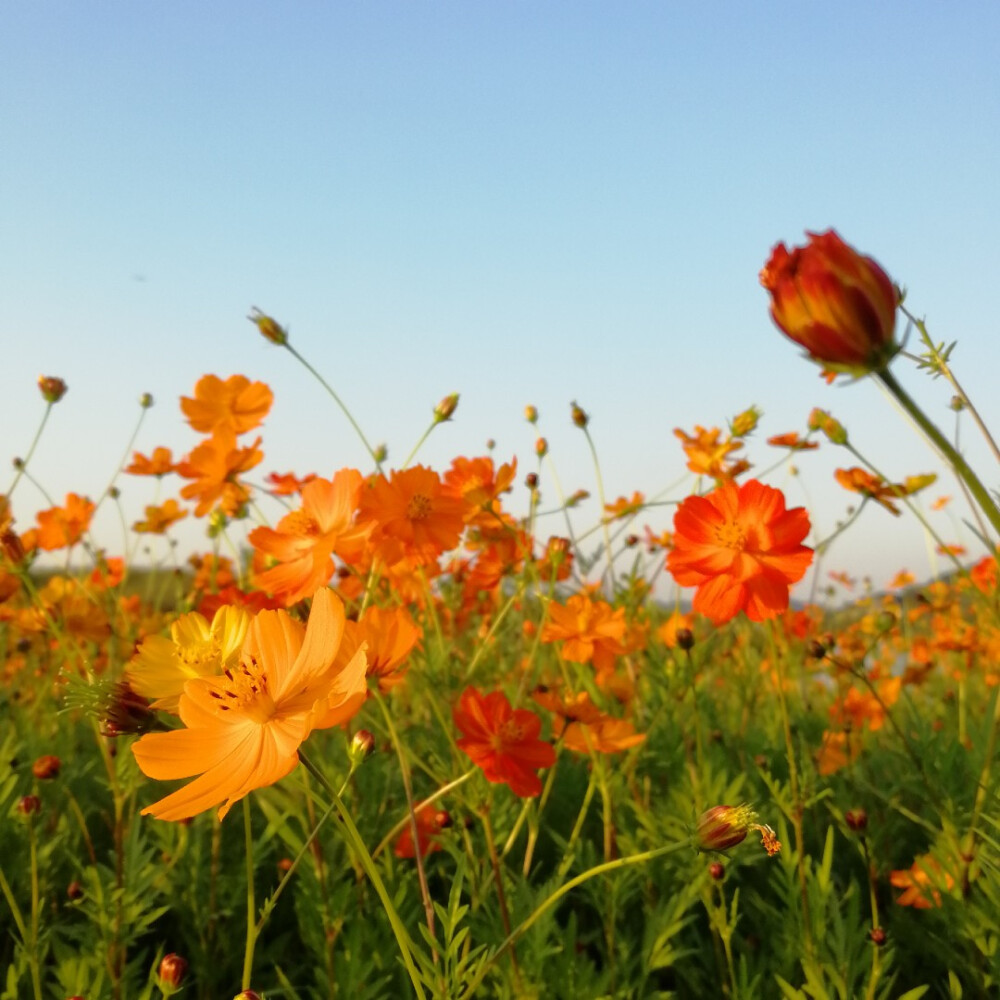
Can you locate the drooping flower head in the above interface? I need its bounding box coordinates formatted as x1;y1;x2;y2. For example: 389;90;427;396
132;588;367;821
667;479;813;625
760;230;898;375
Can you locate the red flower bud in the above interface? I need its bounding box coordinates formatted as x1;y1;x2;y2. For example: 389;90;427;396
38;376;68;403
761;230;898;375
32;755;61;780
158;953;188;989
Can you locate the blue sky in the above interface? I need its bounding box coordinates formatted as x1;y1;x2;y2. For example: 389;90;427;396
3;2;999;595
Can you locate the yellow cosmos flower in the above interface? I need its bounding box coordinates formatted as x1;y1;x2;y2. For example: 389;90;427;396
126;605;251;713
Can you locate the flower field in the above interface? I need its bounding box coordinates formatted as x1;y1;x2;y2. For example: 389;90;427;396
2;233;999;999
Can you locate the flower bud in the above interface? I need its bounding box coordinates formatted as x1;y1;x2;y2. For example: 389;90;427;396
760;230;898;375
38;376;68;403
570;401;589;428
158;953;188;990
567;489;589;508
868;927;887;946
67;881;84;901
18;795;41;818
807;408;848;446
807;639;827;659
524;405;538;424
730;406;761;438
675;627;695;651
349;729;376;766
697;804;781;856
433;393;460;423
535;437;548;459
525;472;539;489
708;861;725;880
233;992;263;1000
139;392;154;408
249;307;288;345
845;809;868;832
32;755;61;780
373;443;388;464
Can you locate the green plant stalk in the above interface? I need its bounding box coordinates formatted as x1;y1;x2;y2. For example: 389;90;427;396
767;623;813;959
876;368;1000;539
460;836;696;998
6;402;53;500
241;798;257;990
299;750;427;999
372;689;437;952
582;426;615;590
283;342;384;471
961;680;1000;886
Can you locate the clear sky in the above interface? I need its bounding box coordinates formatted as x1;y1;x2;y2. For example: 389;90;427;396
3;1;999;597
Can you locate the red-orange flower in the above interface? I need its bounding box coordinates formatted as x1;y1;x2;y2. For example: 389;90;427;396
760;230;898;374
453;686;555;798
767;432;818;452
250;470;371;606
394;803;450;859
181;375;274;437
890;855;956;909
35;493;95;551
443;455;517;527
667;479;813;625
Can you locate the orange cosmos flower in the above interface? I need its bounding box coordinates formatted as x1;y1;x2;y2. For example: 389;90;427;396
349;604;422;692
359;465;468;563
265;470;318;496
125;447;176;477
674;426;749;480
890;855;957;909
834;467;936;516
540;593;627;674
132;499;189;535
443;455;517;527
176;433;263;517
760;229;899;375
667;479;813;625
453;686;556;798
35;493;95;551
767;432;818;452
132;588;367;821
250;470;371;606
603;492;645;522
180;374;274;437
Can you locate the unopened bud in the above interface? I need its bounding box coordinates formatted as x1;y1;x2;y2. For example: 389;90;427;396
249;307;288;345
67;881;84;901
139;392;154;408
233;992;263;1000
845;809;868;832
696;804;780;857
373;443;388;464
525;472;539;489
807;407;848;446
566;489;589;508
38;376;68;403
708;861;725;880
868;927;887;946
433;393;460;423
730;406;761;437
524;405;538;424
158;953;189;990
675;628;695;651
625;534;639;548
32;755;61;780
18;795;42;818
349;729;376;766
570;401;589;428
949;395;964;412
535;437;548;459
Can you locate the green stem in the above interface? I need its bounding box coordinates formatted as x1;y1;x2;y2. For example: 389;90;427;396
283;342;384;472
6;402;52;499
460;836;696;998
299;750;427;999
876;368;1000;539
241;798;257;990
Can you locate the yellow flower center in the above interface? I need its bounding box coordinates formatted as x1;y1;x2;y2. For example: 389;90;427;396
178;637;219;676
407;494;433;521
713;520;747;551
212;654;276;723
285;510;320;536
491;718;524;750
